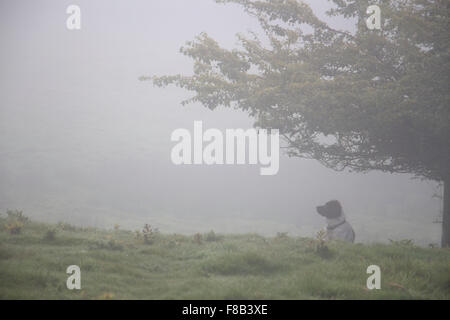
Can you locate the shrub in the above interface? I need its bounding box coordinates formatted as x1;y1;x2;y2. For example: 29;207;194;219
6;210;28;223
43;229;57;241
275;232;289;240
107;239;123;250
142;224;159;244
194;233;203;244
57;222;78;232
6;220;24;235
389;239;415;247
205;230;220;242
308;230;331;258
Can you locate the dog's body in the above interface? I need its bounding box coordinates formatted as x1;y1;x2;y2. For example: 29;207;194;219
316;200;355;243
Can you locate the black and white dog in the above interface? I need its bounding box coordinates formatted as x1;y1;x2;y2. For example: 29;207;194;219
316;200;355;243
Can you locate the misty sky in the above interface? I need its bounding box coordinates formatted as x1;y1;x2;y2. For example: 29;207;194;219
0;0;442;244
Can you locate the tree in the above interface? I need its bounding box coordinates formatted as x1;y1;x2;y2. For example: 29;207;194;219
146;0;450;246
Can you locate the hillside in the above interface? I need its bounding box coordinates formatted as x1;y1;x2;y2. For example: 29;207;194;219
0;214;449;300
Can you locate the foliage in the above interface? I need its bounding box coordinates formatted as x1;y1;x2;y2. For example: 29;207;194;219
6;210;28;223
205;230;221;242
141;224;159;245
275;232;289;240
5;220;24;235
308;229;331;258
149;0;450;181
43;229;57;242
3;210;28;235
389;239;415;247
194;233;203;245
57;222;79;232
147;0;450;247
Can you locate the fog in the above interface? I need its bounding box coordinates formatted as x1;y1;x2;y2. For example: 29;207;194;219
0;0;442;245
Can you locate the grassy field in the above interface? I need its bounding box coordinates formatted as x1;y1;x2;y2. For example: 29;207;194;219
0;214;449;300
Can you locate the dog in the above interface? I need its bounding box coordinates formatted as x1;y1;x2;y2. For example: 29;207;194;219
316;200;355;243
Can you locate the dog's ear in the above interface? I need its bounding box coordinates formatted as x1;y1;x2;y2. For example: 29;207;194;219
325;200;342;218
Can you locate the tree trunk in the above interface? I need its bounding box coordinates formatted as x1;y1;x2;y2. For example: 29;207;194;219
442;178;450;248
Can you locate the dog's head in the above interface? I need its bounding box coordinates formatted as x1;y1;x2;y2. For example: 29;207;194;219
316;200;342;219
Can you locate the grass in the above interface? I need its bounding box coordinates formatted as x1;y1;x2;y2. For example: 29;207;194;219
0;217;449;300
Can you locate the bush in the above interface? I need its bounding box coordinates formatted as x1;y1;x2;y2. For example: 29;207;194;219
6;210;28;223
307;230;331;258
194;233;203;245
134;230;141;240
6;220;24;235
141;224;159;245
205;230;221;242
6;221;23;234
43;229;57;241
275;232;289;240
57;222;78;232
389;239;415;247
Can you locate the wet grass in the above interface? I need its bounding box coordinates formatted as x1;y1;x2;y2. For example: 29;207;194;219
0;218;449;299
